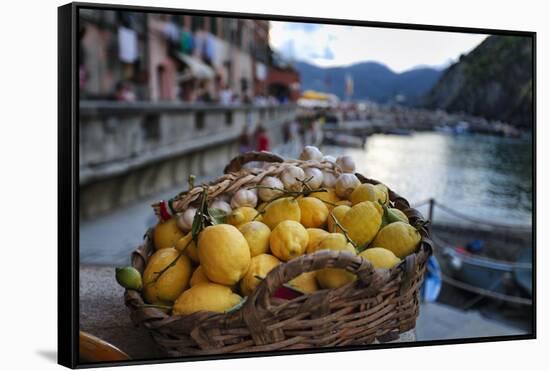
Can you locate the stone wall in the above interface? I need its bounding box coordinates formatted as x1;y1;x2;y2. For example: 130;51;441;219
79;101;296;219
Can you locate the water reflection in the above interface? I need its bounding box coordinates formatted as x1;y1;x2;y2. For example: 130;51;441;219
322;132;533;226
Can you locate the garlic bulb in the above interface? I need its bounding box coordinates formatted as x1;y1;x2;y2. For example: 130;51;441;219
299;146;324;161
322;171;337;188
176;207;196;232
231;188;258;209
336;155;356;173
280;165;306;191
335;173;360;199
210;199;232;214
304;167;324;189
322;155;337;163
258;176;284;202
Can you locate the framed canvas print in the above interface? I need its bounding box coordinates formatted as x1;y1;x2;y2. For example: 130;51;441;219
58;2;536;368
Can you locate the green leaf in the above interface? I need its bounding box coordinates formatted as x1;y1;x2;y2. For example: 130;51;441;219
224;297;247;313
208;208;227;225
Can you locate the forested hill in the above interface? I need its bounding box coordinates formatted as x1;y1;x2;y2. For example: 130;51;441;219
423;35;533;129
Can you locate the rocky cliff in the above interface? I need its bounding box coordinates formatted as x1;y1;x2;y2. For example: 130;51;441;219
423;35;533;129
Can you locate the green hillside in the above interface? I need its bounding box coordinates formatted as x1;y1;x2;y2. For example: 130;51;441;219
424;35;533;129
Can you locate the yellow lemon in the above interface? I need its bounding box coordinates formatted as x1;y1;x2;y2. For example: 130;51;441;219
310;188;340;211
315;233;357;289
189;266;211;287
305;228;330;254
240;254;281;296
327;205;351;233
298;197;329;228
375;184;390;205
175;232;199;264
238;221;271;257
173;283;242;315
372;221;421;259
350;183;387;206
153;218;185;250
335;200;352;207
143;247;192;305
270;220;309;261
198;224;251;285
288;271;319;294
262;197;301;230
359;247;401;269
341;201;383;248
227;206;261;227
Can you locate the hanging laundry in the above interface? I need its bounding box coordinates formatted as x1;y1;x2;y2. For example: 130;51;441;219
180;30;194;54
118;26;138;63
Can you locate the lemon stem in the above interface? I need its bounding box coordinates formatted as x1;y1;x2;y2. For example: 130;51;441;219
329;213;358;251
149;235;193;285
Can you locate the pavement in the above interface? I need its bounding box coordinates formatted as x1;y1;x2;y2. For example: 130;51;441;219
80;265;528;360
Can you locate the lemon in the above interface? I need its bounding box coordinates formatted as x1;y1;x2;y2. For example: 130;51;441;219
288;271;319;294
341;201;383;247
189;266;211;287
175;233;199;263
143;247;192;305
375;184;390;205
153;218;185;250
298;197;329;228
173;283;242;315
240;254;281;296
315;233;357;289
350;183;388;206
270;220;309;261
359;247;401;269
238;221;271;257
305;228;330;254
372;221;421;259
335;200;352;207
327;205;351;233
262;197;301;230
227;206;261;227
310;188;340;210
198;224;251;285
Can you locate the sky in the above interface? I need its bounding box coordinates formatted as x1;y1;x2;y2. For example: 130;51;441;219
269;21;489;73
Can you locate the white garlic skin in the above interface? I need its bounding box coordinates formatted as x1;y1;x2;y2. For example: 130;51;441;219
231;188;258;209
322;155;337;163
258;176;284;202
304;167;324;189
336;155;356;173
299;146;323;161
176;207;197;232
335;173;360;199
210;199;232;214
280;165;306;191
322;171;337;188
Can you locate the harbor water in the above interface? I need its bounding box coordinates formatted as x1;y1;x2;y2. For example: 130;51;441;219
322;132;533;227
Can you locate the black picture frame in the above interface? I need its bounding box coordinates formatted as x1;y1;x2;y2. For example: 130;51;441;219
58;2;536;369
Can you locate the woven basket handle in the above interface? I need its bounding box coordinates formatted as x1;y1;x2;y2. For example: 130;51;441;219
246;250;384;311
223;151;284;173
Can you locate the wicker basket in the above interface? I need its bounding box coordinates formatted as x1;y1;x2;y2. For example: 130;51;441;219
124;152;433;356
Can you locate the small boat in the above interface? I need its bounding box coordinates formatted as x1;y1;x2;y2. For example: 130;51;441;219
322;132;365;148
442;245;532;303
384;128;412;136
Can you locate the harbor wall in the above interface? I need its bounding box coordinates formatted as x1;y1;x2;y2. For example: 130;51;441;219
79;101;296;219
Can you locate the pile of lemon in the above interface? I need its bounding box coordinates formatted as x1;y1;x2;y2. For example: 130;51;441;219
132;146;421;316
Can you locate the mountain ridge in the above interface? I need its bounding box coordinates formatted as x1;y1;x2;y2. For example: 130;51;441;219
294;60;443;105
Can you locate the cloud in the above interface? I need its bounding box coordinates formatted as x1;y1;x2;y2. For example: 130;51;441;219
269;21;488;72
